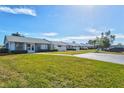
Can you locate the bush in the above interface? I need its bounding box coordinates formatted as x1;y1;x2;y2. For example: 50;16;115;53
48;49;58;52
67;49;76;51
0;48;9;53
36;49;58;52
11;50;27;54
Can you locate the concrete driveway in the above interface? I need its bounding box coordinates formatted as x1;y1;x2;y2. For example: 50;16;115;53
74;53;124;65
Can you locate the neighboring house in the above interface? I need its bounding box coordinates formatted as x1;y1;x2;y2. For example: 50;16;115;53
4;35;51;53
51;41;67;51
79;43;88;50
84;44;94;49
111;45;124;48
66;43;80;51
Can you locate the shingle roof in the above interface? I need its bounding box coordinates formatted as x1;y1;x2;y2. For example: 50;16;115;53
51;41;67;46
66;43;81;46
5;36;51;44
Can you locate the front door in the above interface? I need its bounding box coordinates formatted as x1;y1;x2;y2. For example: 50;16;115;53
27;44;35;53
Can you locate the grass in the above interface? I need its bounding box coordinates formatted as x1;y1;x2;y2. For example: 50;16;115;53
47;49;96;55
1;54;124;88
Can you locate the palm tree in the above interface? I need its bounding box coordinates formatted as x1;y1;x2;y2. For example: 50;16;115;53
99;30;115;48
88;40;96;48
92;40;96;48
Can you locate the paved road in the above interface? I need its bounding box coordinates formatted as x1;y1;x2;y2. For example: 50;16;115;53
74;53;124;65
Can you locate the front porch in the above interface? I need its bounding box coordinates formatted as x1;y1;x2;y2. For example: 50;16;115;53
14;42;50;53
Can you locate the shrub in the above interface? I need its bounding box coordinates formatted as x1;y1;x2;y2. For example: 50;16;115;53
67;49;76;51
49;49;58;52
36;49;58;52
11;50;27;54
0;48;9;53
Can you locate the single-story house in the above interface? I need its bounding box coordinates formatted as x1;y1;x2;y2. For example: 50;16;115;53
66;43;80;51
79;43;88;50
51;41;67;51
80;44;94;49
4;35;51;53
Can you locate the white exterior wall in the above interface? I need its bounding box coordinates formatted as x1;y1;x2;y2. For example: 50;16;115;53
24;43;27;50
49;44;54;50
54;45;66;51
75;46;80;51
9;42;15;51
40;44;48;50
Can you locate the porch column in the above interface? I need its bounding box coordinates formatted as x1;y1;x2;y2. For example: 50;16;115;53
8;42;11;50
24;43;27;50
34;43;36;52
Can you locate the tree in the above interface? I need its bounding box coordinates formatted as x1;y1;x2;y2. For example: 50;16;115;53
88;39;97;48
72;41;76;44
88;40;93;45
93;40;97;48
99;30;115;48
88;30;116;49
11;32;22;37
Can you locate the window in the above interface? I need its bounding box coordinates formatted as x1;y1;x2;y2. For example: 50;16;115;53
32;46;34;50
27;44;30;47
58;45;62;47
15;42;24;50
41;44;48;49
27;44;31;50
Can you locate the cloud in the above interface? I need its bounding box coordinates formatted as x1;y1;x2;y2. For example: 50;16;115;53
0;6;36;16
21;32;30;36
87;28;98;33
42;32;58;37
43;35;97;43
86;28;103;35
64;35;97;40
109;28;115;31
115;34;124;39
86;27;115;35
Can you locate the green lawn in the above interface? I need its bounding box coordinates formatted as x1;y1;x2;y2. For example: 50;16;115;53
0;54;124;88
48;49;96;55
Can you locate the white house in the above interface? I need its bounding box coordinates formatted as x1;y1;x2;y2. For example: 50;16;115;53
66;43;80;51
51;41;67;51
4;35;51;53
80;43;94;49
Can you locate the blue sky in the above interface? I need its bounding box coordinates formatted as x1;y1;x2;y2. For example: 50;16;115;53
0;5;124;45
